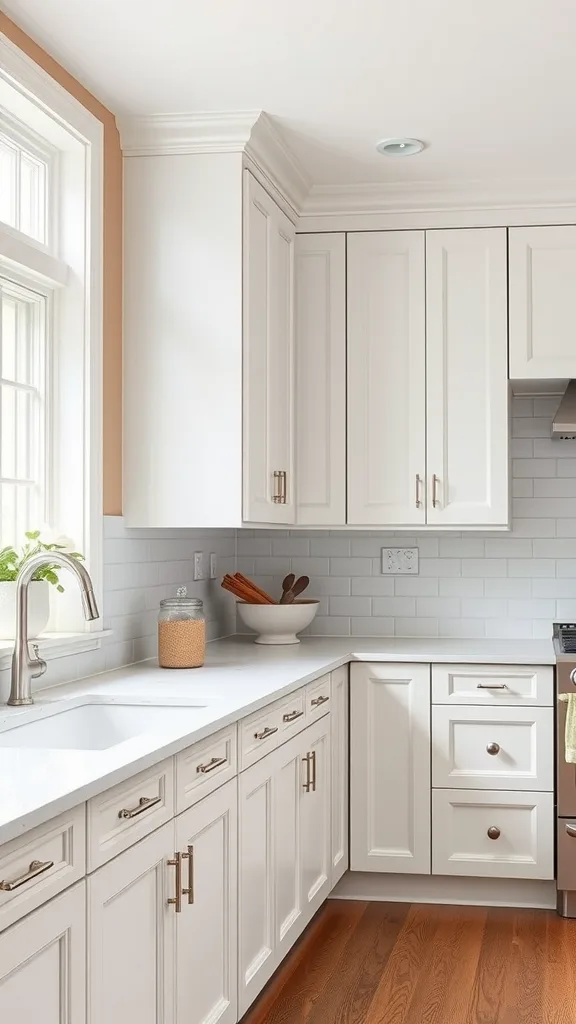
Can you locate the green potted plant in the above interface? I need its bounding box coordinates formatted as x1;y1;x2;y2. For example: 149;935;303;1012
0;530;84;639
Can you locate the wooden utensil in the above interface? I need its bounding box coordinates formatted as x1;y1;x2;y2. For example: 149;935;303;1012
279;573;296;604
282;575;310;604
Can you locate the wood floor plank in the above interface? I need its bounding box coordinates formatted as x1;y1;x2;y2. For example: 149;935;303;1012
363;905;439;1024
498;910;547;1024
468;907;516;1023
542;913;576;1024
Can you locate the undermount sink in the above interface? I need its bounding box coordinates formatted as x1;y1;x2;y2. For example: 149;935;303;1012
0;702;209;751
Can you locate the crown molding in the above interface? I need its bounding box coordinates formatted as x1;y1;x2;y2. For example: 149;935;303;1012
302;178;576;217
245;112;311;214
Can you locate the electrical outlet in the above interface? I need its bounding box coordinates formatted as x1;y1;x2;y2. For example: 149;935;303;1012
381;547;419;575
193;551;204;581
209;553;217;579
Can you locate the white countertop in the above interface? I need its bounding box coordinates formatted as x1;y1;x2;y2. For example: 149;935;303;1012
0;634;555;846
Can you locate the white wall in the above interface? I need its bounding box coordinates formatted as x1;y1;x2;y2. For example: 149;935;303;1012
237;396;576;640
0;517;236;703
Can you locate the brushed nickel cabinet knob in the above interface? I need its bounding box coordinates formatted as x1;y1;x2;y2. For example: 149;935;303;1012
486;742;500;755
487;826;501;840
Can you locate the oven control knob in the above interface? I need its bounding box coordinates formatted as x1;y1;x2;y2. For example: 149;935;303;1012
571;668;576;687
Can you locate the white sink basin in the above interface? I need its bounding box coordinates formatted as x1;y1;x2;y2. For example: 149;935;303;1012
0;702;208;750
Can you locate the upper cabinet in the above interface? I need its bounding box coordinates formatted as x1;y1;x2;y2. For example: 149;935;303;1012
123;156;295;528
295;234;346;525
345;227;509;528
509;226;576;379
426;229;509;527
243;172;295;524
347;231;426;526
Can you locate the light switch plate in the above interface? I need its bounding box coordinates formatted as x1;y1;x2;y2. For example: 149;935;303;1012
193;551;204;581
209;553;217;579
381;548;419;575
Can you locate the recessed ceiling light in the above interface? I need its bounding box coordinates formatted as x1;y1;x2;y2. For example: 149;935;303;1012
376;137;425;157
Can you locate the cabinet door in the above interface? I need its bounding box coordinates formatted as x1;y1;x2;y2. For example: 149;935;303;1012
0;881;85;1024
426;228;508;526
350;662;431;873
295;233;346;525
87;821;175;1024
509;226;576;379
176;779;237;1024
330;665;349;887
243;170;295;524
300;715;331;917
347;231;426;526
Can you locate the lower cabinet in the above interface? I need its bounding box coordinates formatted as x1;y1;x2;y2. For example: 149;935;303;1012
350;662;431;874
0;881;86;1024
88;778;237;1024
238;715;331;1015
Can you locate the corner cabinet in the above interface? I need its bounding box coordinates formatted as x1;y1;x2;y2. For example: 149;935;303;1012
509;225;576;379
346;228;508;528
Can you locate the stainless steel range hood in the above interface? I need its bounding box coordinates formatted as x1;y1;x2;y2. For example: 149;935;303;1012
552;381;576;440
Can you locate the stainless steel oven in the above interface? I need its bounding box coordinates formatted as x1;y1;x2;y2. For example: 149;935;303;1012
554;624;576;916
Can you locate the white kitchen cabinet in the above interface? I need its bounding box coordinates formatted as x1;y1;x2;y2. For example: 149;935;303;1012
350;662;431;874
175;779;237;1024
426;228;509;526
295;233;346;525
509;225;576;379
243;170;295;524
0;881;86;1024
87;820;176;1024
347;231;426;526
238;717;331;1015
330;665;349;887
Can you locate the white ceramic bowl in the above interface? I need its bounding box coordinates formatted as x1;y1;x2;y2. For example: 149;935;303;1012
237;600;319;645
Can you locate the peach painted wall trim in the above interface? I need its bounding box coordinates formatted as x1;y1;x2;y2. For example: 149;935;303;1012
0;13;123;515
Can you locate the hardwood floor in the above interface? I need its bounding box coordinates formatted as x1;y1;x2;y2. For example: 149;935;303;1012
240;900;576;1024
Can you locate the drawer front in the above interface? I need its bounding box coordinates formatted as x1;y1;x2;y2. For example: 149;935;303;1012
432;705;554;791
0;805;86;931
432;664;554;706
87;757;174;870
432;789;554;879
240;690;308;769
306;674;331;722
176;724;237;812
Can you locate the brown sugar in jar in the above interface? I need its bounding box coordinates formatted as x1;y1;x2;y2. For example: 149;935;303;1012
158;590;206;669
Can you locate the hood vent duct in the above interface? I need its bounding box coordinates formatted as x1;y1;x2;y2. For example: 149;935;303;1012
552;381;576;440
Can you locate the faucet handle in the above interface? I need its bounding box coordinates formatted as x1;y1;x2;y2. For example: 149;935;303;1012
30;643;47;679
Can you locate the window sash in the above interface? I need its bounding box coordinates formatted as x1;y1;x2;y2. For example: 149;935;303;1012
0;110;53;247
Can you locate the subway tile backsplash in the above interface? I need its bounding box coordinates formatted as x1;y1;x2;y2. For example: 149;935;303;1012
238;396;576;640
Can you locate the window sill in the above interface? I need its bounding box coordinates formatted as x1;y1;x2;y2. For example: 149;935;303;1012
0;630;113;670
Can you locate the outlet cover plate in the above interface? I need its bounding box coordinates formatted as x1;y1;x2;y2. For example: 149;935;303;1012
381;548;419;575
193;551;204;581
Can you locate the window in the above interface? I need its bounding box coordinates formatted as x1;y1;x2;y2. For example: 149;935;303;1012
0;33;103;644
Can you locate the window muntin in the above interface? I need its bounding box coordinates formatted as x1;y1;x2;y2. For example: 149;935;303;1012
0;122;49;244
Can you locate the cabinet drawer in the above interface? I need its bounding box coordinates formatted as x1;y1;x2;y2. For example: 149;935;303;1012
432;705;554;791
432;789;554;879
0;805;85;931
87;758;174;870
176;724;237;812
432;664;553;706
306;674;331;722
240;690;307;769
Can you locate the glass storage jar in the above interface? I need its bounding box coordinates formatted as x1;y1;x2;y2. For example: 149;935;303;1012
158;588;206;668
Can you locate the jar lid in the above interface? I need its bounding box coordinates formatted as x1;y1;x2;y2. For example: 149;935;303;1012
160;586;203;609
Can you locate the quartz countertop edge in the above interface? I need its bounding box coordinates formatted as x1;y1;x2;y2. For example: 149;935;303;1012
0;634;555;846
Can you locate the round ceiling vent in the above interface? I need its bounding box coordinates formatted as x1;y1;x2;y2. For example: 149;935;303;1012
376;137;425;157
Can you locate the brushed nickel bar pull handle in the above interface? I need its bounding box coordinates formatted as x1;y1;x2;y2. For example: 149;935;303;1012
273;471;282;503
280;470;287;504
432;474;440;508
254;726;278;740
566;825;576;839
311;695;329;707
118;795;162;820
0;858;54;892
476;683;508;690
283;709;304;723
415;474;422;508
196;756;227;774
302;752;312;792
182;845;194;905
311;749;317;792
167;852;182;913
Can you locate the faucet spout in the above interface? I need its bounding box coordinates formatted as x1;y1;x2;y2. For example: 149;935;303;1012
7;552;100;706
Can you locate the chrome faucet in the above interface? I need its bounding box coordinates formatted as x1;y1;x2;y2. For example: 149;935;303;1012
7;552;100;706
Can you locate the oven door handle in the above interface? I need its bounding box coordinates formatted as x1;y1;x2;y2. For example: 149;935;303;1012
566;824;576;839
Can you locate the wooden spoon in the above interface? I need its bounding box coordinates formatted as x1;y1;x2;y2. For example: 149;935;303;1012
283;575;310;604
279;573;296;604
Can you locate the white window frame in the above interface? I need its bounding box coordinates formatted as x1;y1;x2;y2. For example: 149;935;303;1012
0;32;104;655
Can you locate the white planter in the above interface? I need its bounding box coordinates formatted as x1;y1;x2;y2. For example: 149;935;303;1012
0;581;50;640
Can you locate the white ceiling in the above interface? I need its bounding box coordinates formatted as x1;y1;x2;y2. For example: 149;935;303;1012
4;0;576;188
